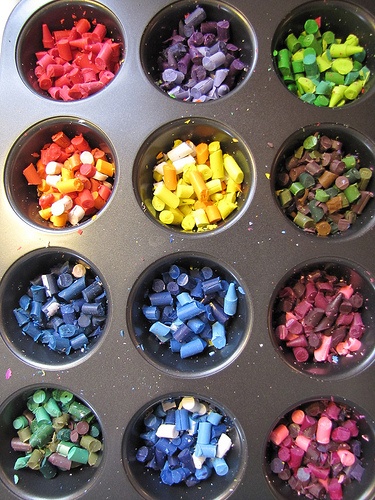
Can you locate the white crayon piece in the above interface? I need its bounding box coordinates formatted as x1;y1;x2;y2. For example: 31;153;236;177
216;433;232;458
156;424;179;439
167;141;195;162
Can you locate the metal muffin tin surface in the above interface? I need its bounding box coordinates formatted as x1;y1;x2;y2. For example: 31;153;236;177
0;0;374;498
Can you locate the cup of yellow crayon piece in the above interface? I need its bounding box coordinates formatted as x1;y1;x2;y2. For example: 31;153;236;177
133;117;255;235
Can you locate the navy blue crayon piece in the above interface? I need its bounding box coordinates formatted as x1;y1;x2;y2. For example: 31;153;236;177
149;291;173;307
58;276;86;301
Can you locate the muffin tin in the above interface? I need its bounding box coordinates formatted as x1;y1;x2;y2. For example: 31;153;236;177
0;0;375;498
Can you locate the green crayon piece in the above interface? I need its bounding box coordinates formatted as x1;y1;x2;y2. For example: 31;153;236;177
329;43;364;58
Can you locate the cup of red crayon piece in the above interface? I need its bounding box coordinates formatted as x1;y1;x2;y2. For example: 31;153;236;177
123;393;247;498
264;397;375;500
0;386;104;498
133;116;255;234
140;0;256;102
126;252;251;378
269;258;375;380
271;123;375;238
0;248;109;370
5;116;116;230
272;0;375;107
16;0;124;100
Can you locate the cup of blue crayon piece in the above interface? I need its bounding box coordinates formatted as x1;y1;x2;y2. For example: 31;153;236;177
263;396;375;500
126;252;252;378
140;0;257;102
0;248;110;370
271;123;375;238
0;384;104;499
268;257;375;380
272;0;375;107
123;392;248;499
16;0;124;100
133;116;255;235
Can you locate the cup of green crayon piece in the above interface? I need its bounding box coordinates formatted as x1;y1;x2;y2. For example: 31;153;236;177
272;0;375;107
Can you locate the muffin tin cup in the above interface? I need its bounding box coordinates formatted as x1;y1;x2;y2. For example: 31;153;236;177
140;0;257;102
4;116;117;231
0;384;105;500
1;0;375;498
271;122;375;240
0;247;111;371
263;396;375;500
16;0;125;101
126;251;252;378
269;257;375;380
272;0;375;108
133;116;256;236
123;392;248;500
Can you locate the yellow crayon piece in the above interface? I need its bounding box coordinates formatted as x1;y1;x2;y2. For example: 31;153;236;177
50;213;69;227
181;213;196;230
175;181;194;199
179;203;193;216
344;80;364;100
297;76;316;94
217;199;237;219
159;207;184;225
223;154;244;184
56;178;84;194
61;167;74;181
153;182;180;209
96;158;115;177
329;85;347;107
331;57;353;75
197;164;212;181
226;178;242;193
208;140;221;153
329;43;364;58
210;148;224;179
206;178;223;195
39;207;52;220
152;195;165;212
193;208;209;227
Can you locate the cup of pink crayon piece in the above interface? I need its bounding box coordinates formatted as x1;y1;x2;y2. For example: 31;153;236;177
265;397;375;500
269;258;375;380
16;0;124;100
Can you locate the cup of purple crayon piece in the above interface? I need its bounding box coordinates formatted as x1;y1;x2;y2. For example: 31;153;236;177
264;396;375;500
133;116;255;234
0;384;104;499
269;257;375;380
0;247;110;370
16;0;124;101
123;392;247;499
271;123;375;238
5;116;117;230
271;0;375;108
126;252;252;378
140;0;256;102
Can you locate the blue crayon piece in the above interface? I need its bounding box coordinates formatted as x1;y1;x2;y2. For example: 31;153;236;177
212;457;229;476
211;321;226;349
177;300;205;321
180;337;207;359
197;421;212;445
142;305;160;321
224;282;238;316
58;276;86;301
